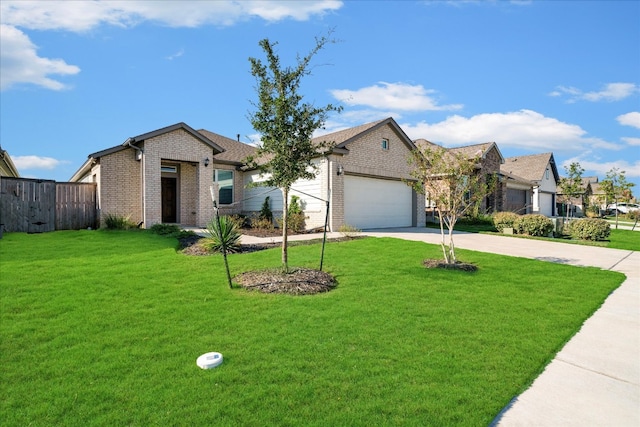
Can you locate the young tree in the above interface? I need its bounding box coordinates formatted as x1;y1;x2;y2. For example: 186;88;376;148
558;162;584;220
408;144;496;265
601;167;635;229
246;34;341;272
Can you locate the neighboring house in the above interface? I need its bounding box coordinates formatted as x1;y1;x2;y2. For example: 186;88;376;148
588;180;607;213
70;118;426;231
0;146;20;177
242;117;426;230
413;139;506;215
557;176;597;217
501;153;559;217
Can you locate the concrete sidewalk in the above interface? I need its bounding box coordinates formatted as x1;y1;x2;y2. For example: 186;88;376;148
202;226;639;424
364;227;639;426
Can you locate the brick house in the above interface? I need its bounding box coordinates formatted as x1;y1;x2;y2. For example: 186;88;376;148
413;139;507;217
70;118;426;231
501;152;560;216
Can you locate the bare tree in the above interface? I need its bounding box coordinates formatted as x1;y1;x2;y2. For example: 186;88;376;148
601;167;635;229
558;162;584;220
408;144;496;265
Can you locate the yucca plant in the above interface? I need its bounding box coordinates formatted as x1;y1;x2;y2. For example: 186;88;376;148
203;215;242;253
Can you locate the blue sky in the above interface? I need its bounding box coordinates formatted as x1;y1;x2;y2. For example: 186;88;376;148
1;0;639;191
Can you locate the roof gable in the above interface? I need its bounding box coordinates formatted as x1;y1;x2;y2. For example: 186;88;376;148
501;152;559;183
449;142;505;163
89;122;225;159
313;117;417;153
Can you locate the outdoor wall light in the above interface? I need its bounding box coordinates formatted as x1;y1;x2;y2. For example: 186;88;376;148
204;157;210;167
337;164;344;176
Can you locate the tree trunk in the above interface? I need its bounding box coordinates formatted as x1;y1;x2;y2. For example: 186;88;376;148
437;209;449;263
281;187;289;272
448;225;456;264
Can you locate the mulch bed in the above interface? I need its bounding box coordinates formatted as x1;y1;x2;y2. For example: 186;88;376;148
234;268;337;295
423;259;478;272
177;233;338;295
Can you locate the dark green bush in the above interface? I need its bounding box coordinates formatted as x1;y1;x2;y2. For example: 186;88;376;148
513;214;553;237
493;212;519;233
149;223;182;235
565;218;610;241
259;196;273;223
149;223;194;239
204;215;242;253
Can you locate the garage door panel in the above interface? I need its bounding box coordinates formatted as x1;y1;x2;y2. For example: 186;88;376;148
344;176;412;229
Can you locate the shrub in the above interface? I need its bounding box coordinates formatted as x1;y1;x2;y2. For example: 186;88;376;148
277;195;306;232
493;212;519;233
149;223;195;239
251;215;275;230
203;215;242;253
102;213;136;230
565;218;610;241
460;214;494;226
228;214;247;229
339;223;361;238
259;197;273;223
149;223;182;235
513;214;554;237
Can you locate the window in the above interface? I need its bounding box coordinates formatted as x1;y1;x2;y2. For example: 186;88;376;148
214;169;233;205
161;165;177;173
382;138;389;150
545;168;550;180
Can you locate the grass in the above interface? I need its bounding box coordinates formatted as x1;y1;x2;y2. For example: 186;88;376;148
0;230;626;426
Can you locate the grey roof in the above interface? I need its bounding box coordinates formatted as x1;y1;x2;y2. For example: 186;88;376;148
197;129;257;165
501;152;560;183
449;142;505;163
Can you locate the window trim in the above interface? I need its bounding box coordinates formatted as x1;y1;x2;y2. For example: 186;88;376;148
214;169;234;205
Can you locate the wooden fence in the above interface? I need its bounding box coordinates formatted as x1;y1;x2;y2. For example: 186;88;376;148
0;177;97;234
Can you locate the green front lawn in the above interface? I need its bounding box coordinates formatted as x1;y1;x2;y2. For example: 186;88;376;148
0;231;625;426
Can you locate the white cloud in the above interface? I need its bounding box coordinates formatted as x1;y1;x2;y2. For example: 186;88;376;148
550;83;640;103
622;137;640;146
617;112;640;129
12;155;63;170
562;157;640;179
400;109;621;151
0;0;342;90
0;24;80;90
0;1;343;31
330;82;463;112
166;49;185;60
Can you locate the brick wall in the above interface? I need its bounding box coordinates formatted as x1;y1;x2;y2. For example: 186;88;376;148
99;149;142;226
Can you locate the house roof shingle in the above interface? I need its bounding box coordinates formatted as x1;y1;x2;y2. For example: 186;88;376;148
197;129;257;165
501;152;560;183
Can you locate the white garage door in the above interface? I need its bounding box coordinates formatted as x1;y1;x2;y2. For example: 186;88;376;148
344;175;412;229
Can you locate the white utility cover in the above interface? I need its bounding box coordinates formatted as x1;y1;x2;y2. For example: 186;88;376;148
196;352;223;369
344;175;412;229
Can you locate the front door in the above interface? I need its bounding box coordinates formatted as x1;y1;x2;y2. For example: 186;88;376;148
161;177;177;223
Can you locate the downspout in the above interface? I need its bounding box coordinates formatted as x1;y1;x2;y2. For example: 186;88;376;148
127;138;145;227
